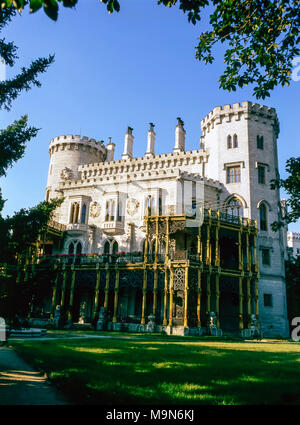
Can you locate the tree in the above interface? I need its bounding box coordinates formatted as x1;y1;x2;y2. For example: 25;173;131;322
2;0;300;99
271;157;300;231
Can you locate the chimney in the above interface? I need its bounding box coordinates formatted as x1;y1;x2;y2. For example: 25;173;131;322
122;126;134;160
106;137;115;162
174;117;185;153
145;122;155;157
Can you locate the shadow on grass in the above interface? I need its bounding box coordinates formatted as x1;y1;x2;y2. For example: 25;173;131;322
11;338;300;405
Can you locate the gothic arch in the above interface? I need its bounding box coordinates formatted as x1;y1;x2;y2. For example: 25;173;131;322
256;199;272;212
224;194;248;209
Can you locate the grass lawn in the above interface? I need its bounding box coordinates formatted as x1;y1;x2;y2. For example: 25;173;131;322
10;335;300;405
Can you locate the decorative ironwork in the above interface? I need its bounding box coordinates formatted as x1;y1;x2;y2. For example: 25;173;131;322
169;220;185;234
173;268;185;291
119;270;144;288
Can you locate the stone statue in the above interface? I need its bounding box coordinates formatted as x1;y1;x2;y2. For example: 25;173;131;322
96;307;106;331
146;314;156;333
53;305;61;329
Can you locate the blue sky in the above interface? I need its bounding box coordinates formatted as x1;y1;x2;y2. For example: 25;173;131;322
0;0;299;231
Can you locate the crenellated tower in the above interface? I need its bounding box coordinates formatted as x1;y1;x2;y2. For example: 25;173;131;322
201;101;288;336
46;134;107;200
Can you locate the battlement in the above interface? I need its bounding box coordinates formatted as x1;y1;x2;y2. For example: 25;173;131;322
78;147;208;177
49;134;107;155
201;101;279;136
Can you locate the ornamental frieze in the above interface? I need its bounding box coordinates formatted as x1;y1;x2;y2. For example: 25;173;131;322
173;268;185;291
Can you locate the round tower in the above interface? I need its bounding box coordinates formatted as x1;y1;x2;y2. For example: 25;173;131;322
46;134;107;200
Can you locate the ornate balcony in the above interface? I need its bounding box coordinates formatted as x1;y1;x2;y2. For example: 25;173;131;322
66;223;88;235
101;220;124;235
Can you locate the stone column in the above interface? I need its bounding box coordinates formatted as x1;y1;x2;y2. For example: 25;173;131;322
206;272;211;318
141;268;148;325
168;268;174;327
144;215;149;263
184;267;189;328
163;269;168;326
92;264;101;322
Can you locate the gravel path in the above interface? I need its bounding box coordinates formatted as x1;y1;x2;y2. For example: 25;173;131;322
0;346;70;405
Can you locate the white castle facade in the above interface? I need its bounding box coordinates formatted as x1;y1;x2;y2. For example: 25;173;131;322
44;101;289;337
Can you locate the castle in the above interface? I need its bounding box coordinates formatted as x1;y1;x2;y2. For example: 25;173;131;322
30;101;289;337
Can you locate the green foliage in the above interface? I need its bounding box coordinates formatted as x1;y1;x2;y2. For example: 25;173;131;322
285;256;300;322
0;197;63;262
271;157;300;231
2;1;299;99
0;116;38;177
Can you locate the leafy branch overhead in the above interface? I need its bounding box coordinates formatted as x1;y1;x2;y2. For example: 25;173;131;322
1;0;299;99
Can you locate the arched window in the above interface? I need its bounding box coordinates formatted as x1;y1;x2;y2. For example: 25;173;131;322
105;201;109;221
81;204;87;224
68;242;74;254
104;241;110;254
227;135;232;149
70;203;75;224
110;201;115;221
76;242;82;255
112;241;119;255
117;201;122;221
233;134;238;148
74;203;79;224
259;203;267;231
227;198;243;217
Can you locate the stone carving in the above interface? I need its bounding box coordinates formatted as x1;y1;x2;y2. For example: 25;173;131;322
60;167;73;180
167;205;175;216
96;307;106;331
126;198;140;216
146;314;156;332
90;201;101;218
209;311;223;337
53;305;61;329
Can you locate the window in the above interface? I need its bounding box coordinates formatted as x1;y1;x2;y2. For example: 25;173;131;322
233;134;238;148
264;293;272;307
227;166;241;183
104;241;110;254
258;165;265;184
70;202;79;224
259;203;267;231
81;204;87;224
257;135;264;149
262;248;270;265
227;198;243;217
68;242;74;254
227;135;232;149
117;201;122;221
112;241;118;254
